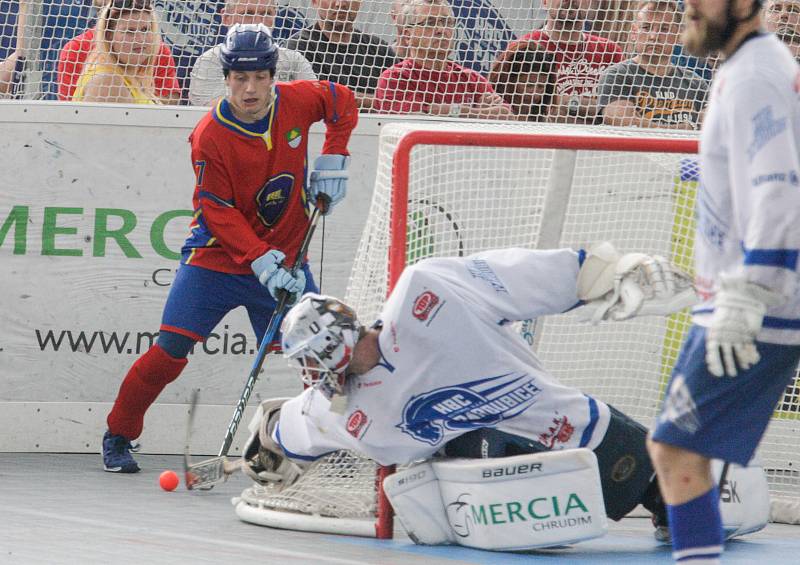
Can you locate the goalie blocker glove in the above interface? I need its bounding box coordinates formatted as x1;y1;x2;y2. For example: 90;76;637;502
575;242;697;324
705;275;784;377
242;398;304;486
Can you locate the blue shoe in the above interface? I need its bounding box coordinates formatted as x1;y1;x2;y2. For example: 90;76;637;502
102;431;140;473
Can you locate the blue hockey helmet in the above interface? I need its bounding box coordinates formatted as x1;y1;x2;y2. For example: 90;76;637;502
219;23;279;73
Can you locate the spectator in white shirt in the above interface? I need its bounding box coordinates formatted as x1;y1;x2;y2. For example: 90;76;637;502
188;0;316;106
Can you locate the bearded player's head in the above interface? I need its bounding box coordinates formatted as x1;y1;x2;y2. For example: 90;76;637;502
219;23;278;120
683;0;764;57
280;294;364;393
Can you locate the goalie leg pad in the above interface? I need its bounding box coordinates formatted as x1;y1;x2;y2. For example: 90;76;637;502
433;451;608;550
714;459;770;539
382;463;456;545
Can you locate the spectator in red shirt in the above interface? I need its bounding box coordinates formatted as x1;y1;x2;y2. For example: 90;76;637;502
374;0;512;119
514;0;623;124
57;0;181;104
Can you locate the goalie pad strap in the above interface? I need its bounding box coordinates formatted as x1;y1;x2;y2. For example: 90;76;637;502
384;450;608;551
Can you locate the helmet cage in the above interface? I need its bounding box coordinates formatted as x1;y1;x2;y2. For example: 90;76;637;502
281;294;361;392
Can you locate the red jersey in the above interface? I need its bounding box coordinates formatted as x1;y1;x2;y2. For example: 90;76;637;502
183;81;358;274
373;59;499;113
518;30;623;96
57;28;181;101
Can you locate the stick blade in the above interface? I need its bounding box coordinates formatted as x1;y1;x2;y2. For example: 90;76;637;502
185;456;228;490
183;390;242;490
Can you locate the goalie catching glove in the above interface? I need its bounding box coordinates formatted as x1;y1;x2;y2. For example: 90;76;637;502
575;242;697;324
241;398;304;486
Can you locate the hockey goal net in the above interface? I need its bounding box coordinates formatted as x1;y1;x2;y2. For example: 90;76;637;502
235;122;800;536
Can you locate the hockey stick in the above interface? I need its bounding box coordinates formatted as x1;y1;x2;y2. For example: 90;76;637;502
184;198;327;490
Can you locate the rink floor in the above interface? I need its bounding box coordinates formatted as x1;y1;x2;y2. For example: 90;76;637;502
2;454;800;564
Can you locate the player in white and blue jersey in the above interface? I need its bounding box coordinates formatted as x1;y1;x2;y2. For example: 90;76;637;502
648;1;800;564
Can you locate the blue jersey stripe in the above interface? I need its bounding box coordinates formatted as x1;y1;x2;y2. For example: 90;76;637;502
764;316;800;329
693;308;800;329
198;191;235;207
579;396;599;448
274;423;332;462
743;247;799;270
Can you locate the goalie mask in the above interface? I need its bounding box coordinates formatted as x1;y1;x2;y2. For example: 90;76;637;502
280;293;362;391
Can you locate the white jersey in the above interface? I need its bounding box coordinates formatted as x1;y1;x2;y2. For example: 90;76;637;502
276;248;611;467
188;45;317;107
693;33;800;344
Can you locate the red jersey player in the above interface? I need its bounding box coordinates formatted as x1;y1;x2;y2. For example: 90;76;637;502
101;23;358;473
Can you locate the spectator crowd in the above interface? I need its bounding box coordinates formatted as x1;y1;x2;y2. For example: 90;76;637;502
1;0;799;130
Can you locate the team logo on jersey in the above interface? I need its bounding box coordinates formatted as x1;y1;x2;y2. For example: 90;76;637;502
255;173;294;227
346;409;370;439
659;374;700;434
747;106;787;161
412;291;440;321
286;127;302;149
466;259;507;293
538;414;575;448
397;373;541;445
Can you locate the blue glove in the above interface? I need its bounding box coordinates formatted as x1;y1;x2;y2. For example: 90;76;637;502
251;250;306;303
309;154;349;214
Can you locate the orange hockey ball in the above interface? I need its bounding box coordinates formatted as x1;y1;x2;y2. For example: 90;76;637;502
159;470;179;491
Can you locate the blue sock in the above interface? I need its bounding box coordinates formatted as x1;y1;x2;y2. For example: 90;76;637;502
668;487;723;563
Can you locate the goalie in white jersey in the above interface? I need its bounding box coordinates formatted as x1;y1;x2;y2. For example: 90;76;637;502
647;1;800;564
241;245;703;546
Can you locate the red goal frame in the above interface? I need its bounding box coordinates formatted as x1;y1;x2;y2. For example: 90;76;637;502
374;131;697;538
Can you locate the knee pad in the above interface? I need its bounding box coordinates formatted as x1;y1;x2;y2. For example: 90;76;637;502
157;330;196;359
593;405;657;520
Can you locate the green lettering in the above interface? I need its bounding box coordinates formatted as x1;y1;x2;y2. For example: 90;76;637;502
94;208;141;258
528;497;550;519
506;501;525;523
565;493;588;515
42;207;83;256
151;210;192;260
552;495;560;517
470;505;488;525
0;205;29;254
489;503;505;524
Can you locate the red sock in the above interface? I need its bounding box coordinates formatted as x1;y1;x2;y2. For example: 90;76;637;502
107;344;188;440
